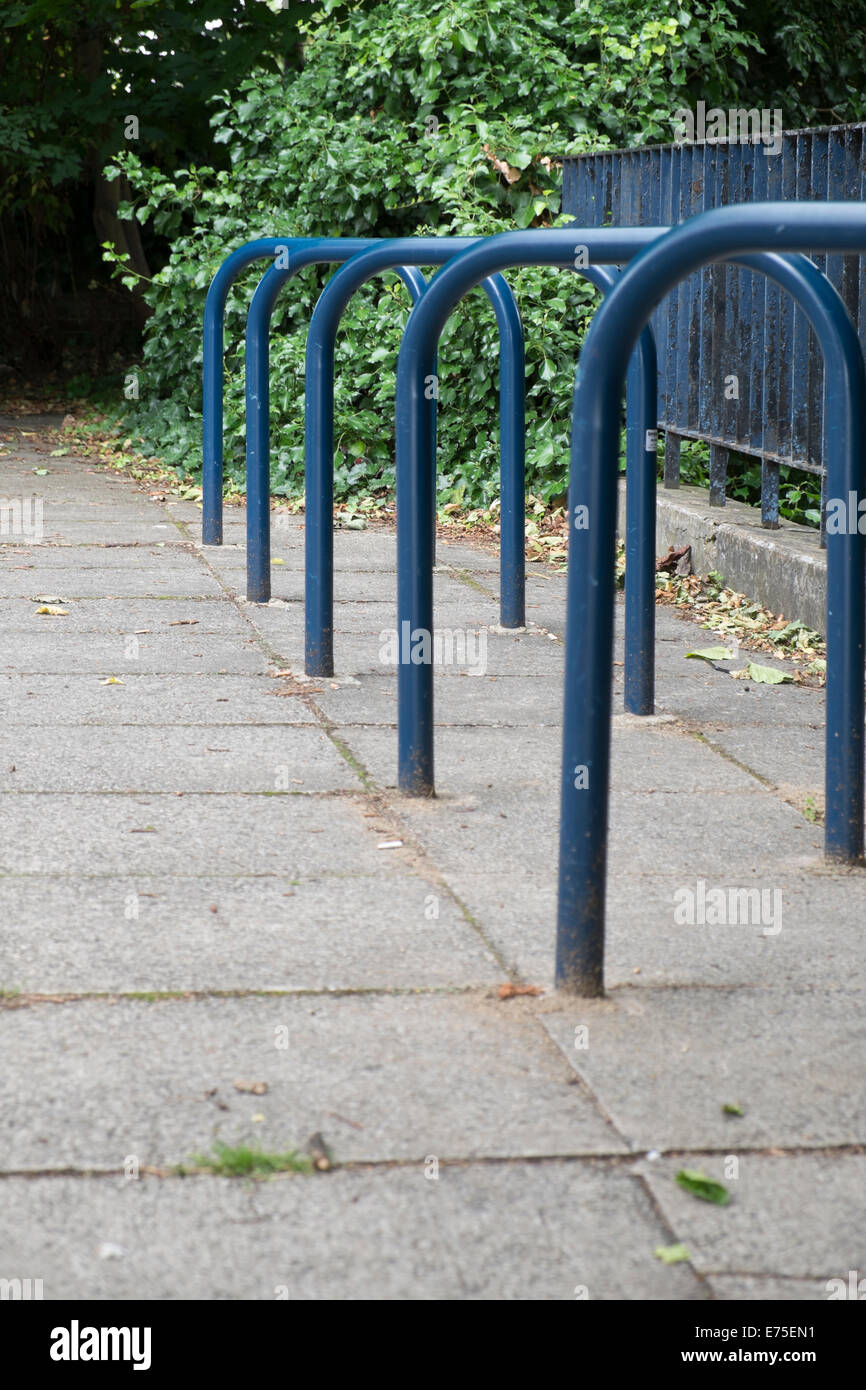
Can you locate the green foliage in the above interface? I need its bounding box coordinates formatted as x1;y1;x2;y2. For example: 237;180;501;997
744;0;866;124
106;0;763;507
103;0;845;512
0;0;306;225
660;440;823;527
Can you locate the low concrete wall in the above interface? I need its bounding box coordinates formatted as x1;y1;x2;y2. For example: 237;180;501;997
616;481;828;636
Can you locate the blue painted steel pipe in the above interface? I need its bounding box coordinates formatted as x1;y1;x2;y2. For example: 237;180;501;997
580;264;659;716
559;206;866;994
301;238;525;673
202;237;372;546
393;227;667;797
305;258;426;668
392;218;864;993
245;252;444;604
245;251;456;603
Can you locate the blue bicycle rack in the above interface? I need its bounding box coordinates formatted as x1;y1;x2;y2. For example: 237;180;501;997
301;238;525;675
558;203;866;993
199;212;866;1001
202;236;374;546
393;226;666;796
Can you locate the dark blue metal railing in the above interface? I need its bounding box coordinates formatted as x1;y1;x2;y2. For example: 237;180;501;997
563;125;866;533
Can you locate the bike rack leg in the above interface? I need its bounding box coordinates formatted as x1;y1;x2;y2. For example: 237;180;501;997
482;275;526;629
624;332;658;716
303;248;525;675
305;263;427;674
245;270;280;603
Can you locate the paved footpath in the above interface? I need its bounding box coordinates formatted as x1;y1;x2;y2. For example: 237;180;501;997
0;416;864;1300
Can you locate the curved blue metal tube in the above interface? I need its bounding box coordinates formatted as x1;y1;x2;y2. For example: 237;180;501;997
300;237;525;672
304;258;425;669
203;238;291;545
393;226;666;797
558;207;866;994
243;241;387;600
391;218;864;990
580;264;658;716
481;273;526;630
202;236;372;547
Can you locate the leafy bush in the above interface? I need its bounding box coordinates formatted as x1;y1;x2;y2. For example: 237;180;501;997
106;0;766;510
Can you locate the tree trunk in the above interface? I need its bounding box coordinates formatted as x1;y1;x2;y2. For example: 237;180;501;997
77;30;152;324
92;168;152;324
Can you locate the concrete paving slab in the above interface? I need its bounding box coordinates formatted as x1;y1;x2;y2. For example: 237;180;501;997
0;792;409;878
0;632;271;675
0;543;199;568
703;724;826;798
0;673;321;725
15;523;193;545
0;724;358;794
656;670;825;728
638;1153;866;1282
427;868;557;984
0;565;224;598
244;619;565;677
335;723;766;796
34;507;172;532
0;1164;702;1300
400;863;866;994
542;989;866;1150
0;994;626;1167
1;595;254;635
434;540;501;571
245;603;503;653
604;869;866;992
193;527;413;574
313;672;568;726
606;789;816;876
334;726;811;877
0;875;499;993
212;567;487;608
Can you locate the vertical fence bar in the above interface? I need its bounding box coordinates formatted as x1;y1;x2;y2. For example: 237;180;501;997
777;139;797;472
790;133;812;468
738;142;756;455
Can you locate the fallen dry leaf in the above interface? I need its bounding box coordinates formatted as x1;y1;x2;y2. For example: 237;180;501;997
233;1080;268;1095
656;544;692;576
35;605;68;616
498;983;543;1000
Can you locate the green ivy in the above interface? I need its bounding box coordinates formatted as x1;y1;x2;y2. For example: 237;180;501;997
104;0;767;509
